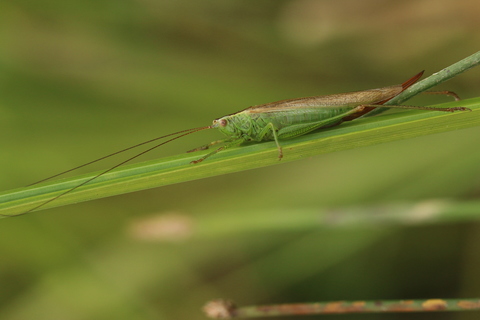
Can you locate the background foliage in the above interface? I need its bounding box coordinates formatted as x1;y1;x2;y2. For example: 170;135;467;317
1;1;480;320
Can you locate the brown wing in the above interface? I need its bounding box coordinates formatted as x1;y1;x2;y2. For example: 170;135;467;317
245;71;424;114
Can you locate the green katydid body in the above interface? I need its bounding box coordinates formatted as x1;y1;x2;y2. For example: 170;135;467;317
192;71;466;163
215;83;410;142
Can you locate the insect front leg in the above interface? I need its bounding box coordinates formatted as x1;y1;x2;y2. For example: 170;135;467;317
190;138;245;164
187;140;225;153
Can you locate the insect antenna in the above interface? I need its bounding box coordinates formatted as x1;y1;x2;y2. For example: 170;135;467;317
14;126;212;216
28;126;210;186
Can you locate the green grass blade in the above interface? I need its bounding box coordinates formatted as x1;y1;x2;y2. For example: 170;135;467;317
204;298;480;318
1;97;479;217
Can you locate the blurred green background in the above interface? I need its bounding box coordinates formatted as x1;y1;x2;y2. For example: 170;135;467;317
1;1;480;319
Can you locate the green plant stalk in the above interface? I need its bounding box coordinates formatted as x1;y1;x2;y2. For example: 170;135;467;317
202;298;480;318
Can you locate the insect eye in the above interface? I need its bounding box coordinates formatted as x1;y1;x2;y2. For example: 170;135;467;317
219;119;227;127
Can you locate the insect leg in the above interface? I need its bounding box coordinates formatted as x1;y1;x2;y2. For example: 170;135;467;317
242;122;283;159
187;140;225;153
190;138;245;164
423;91;461;101
256;122;283;159
360;104;471;112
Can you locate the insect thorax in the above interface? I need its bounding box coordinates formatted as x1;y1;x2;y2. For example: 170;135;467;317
215;113;259;141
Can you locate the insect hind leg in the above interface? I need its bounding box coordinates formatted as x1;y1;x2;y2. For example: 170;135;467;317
360;104;471;112
423;90;461;101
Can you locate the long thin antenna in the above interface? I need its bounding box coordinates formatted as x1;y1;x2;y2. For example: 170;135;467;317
28;126;211;186
17;126;211;216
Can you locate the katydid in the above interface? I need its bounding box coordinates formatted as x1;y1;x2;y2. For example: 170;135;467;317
20;71;470;214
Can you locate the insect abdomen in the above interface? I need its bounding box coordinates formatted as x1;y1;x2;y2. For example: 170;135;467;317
249;107;352;141
264;107;351;127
